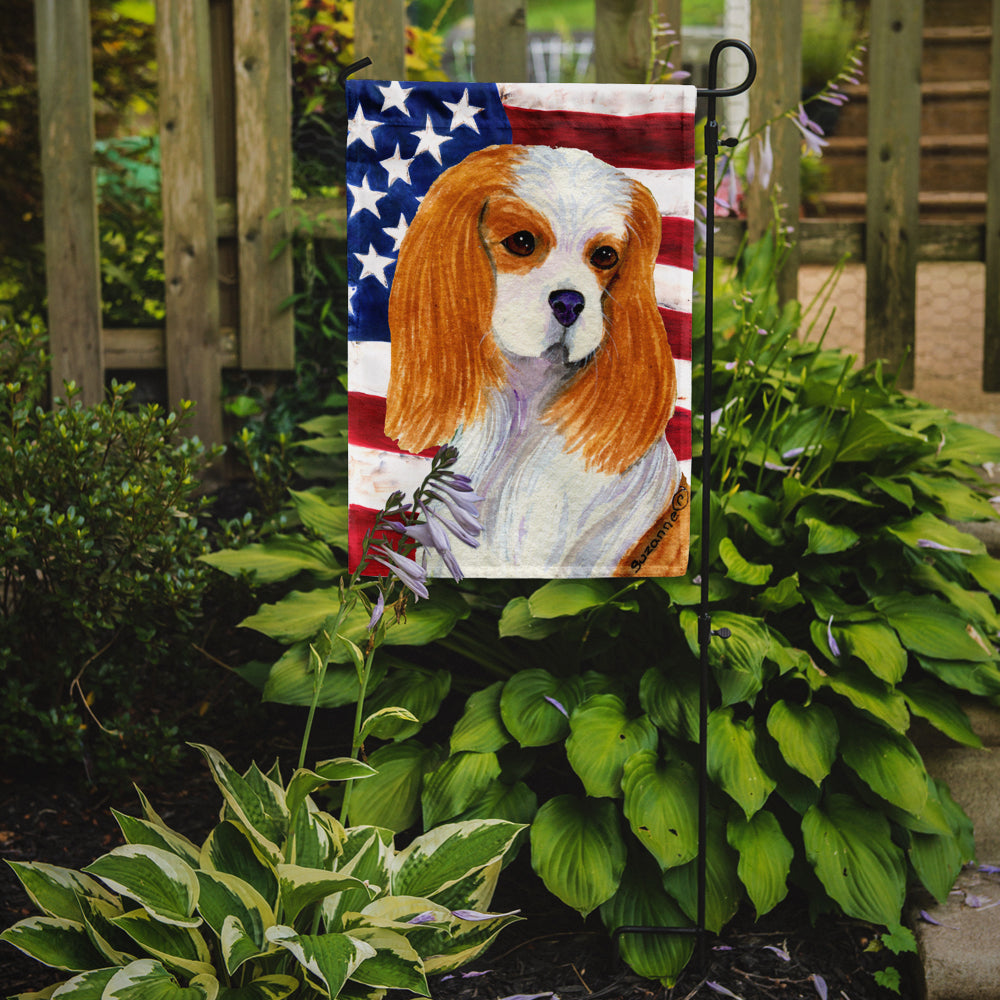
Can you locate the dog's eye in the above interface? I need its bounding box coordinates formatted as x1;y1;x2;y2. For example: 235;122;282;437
590;245;619;270
502;231;535;257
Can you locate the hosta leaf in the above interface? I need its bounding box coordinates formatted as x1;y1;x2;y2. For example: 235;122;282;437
936;421;1000;464
727;811;793;917
599;852;694;987
875;594;995;662
195;871;273;973
216;975;299;1000
346;926;428;994
0;916;106;971
639;663;699;742
707;708;776;818
83;846;200;928
103;959;218;1000
285;759;376;822
621;751;699;870
453;779;538;827
810;662;910;732
802;794;906;926
200;535;341;584
423;907;522;974
660;810;741;933
265;926;375;997
765;701;838;786
803;517;859;556
277;865;374;925
967;553;1000;597
885;512;985;557
756;573;805;614
499;670;585;747
526;579;618;618
112;812;201;868
288;488;349;546
199;822;278;910
393;820;524;900
681;610;770;706
901;680;982;748
839;719;928;816
916;655;1000;697
421;751;502;828
362;667;451;740
260;643;388;709
832;621;907;684
360;706;421;742
347;740;442;832
566;695;658;798
529;795;626;917
906;472;998;522
724;490;784;545
111;909;214;978
834;410;926;463
497;597;565;639
46;967;118;998
322;829;393;930
909;830;965;905
450;682;511;754
718;537;772;585
5;862;118;923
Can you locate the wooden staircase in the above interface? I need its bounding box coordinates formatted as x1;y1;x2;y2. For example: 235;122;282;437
816;0;992;221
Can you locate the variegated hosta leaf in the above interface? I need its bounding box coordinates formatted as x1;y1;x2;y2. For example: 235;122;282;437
265;926;376;998
214;974;300;999
276;864;375;925
450;681;511;754
191;745;287;863
420;751;502;829
661;811;742;934
421;907;522;975
285;760;375;824
727;810;793;917
102;959;218;999
199;822;278;910
46;966;118;997
565;695;658;799
345;926;429;995
529;795;626;917
599;853;694;987
4;861;118;922
391;820;524;901
195;871;274;973
499;669;585;747
110;908;214;979
83;846;200;928
77;894;136;966
0;916;107;971
288;802;343;870
323;829;393;931
621;751;699;871
765;700;838;786
802;793;906;926
706;707;776;818
424;859;501;915
112;810;202;868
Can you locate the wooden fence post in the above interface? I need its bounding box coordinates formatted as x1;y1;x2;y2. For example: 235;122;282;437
354;0;407;79
233;0;294;370
594;0;657;84
983;0;1000;390
474;0;527;82
746;0;801;306
864;0;923;389
34;0;104;405
157;0;223;445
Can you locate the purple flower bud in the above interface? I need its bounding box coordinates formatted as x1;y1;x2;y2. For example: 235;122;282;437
812;974;828;1000
368;544;429;600
544;695;569;718
917;538;972;554
367;590;385;631
827;616;841;658
407;911;438;925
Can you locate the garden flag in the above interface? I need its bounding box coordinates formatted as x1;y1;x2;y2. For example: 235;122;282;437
347;81;695;579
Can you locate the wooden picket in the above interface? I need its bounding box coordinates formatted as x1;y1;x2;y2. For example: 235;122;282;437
30;0;1000;449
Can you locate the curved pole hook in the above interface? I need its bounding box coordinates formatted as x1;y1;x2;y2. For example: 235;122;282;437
337;57;373;90
697;38;757;99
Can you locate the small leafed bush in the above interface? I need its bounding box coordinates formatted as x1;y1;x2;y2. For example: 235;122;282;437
0;317;218;782
1;744;524;998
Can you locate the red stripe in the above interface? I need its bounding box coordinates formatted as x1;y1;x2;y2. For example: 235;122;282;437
505;107;695;171
660;307;692;363
657;217;694;270
349;505;417;575
666;408;692;463
348;392;438;458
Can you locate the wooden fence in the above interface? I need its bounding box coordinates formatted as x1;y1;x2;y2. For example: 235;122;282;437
33;0;1000;445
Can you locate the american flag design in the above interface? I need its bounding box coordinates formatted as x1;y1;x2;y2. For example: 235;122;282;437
347;80;695;577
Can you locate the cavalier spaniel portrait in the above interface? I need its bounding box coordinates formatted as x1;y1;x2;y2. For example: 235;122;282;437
384;143;689;578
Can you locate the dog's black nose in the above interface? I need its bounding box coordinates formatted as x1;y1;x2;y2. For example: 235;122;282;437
549;289;585;328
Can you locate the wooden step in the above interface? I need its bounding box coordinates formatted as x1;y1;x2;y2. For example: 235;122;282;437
922;25;993;83
822;134;989;193
813;190;987;222
922;0;992;28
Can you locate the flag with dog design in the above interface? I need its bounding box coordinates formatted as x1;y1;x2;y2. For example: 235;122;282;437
347;81;695;579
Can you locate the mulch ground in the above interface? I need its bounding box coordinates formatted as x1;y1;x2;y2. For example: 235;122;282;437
1;744;913;1000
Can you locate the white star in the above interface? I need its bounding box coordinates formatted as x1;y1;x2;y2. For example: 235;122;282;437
411;115;452;164
354;244;395;287
377;80;412;115
347;283;357;316
384;213;409;251
347;104;380;149
347;174;386;218
443;89;484;133
380;144;414;187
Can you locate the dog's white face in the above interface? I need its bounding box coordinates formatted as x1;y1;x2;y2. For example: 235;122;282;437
479;146;637;364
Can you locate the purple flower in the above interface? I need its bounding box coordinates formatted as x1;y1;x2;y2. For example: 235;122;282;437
706;983;742;999
368;543;429;600
791;104;828;156
424;482;483;538
367;590;385;630
451;908;520;921
812;974;828;1000
747;125;774;191
917;538;973;554
763;944;790;961
827;616;841;658
544;695;569;718
407;911;438;925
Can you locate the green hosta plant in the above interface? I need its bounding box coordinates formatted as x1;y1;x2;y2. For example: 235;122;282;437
1;743;523;999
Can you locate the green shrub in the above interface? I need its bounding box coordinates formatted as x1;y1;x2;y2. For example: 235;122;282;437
1;743;524;998
0;317;220;783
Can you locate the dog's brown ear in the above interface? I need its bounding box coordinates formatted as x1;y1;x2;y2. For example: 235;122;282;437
545;179;676;474
385;146;522;454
